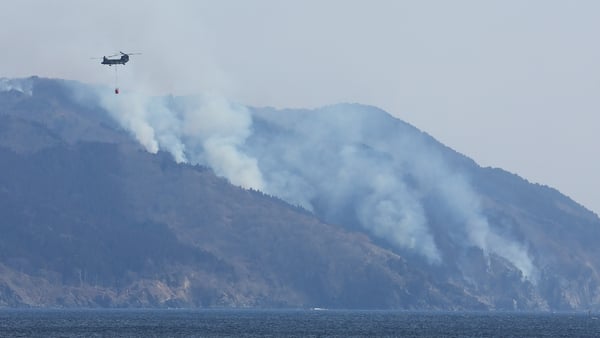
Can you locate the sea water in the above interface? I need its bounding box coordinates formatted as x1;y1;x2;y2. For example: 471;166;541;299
1;309;599;337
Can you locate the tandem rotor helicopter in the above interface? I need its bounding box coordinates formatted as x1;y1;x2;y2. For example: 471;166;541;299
91;51;141;94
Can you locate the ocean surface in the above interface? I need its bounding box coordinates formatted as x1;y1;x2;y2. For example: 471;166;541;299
0;309;599;337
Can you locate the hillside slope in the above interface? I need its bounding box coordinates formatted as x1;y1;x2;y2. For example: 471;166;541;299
1;77;600;310
0;77;481;309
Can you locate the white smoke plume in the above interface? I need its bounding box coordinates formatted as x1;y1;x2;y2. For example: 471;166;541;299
96;89;264;190
99;91;160;154
433;167;538;282
86;87;536;282
0;77;33;95
245;103;537;281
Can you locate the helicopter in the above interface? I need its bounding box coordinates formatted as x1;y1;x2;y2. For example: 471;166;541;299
91;51;141;94
95;51;141;66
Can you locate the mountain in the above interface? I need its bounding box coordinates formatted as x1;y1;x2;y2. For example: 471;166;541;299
245;104;600;310
0;76;599;310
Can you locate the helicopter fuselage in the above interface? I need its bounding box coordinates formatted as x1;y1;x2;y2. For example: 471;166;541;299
101;54;129;66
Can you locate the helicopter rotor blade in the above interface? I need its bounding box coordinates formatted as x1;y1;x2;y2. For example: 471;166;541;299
90;52;140;60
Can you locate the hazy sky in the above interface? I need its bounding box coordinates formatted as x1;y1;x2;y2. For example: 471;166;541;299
2;1;600;213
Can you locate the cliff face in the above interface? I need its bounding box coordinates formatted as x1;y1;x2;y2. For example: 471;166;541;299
0;77;599;310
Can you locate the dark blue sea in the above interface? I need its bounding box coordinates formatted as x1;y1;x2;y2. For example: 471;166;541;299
1;309;599;337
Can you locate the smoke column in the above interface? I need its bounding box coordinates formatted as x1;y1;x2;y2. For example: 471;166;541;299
89;86;537;282
97;89;264;190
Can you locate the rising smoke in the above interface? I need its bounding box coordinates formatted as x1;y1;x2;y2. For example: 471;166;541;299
0;78;33;95
89;86;537;282
97;90;264;190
